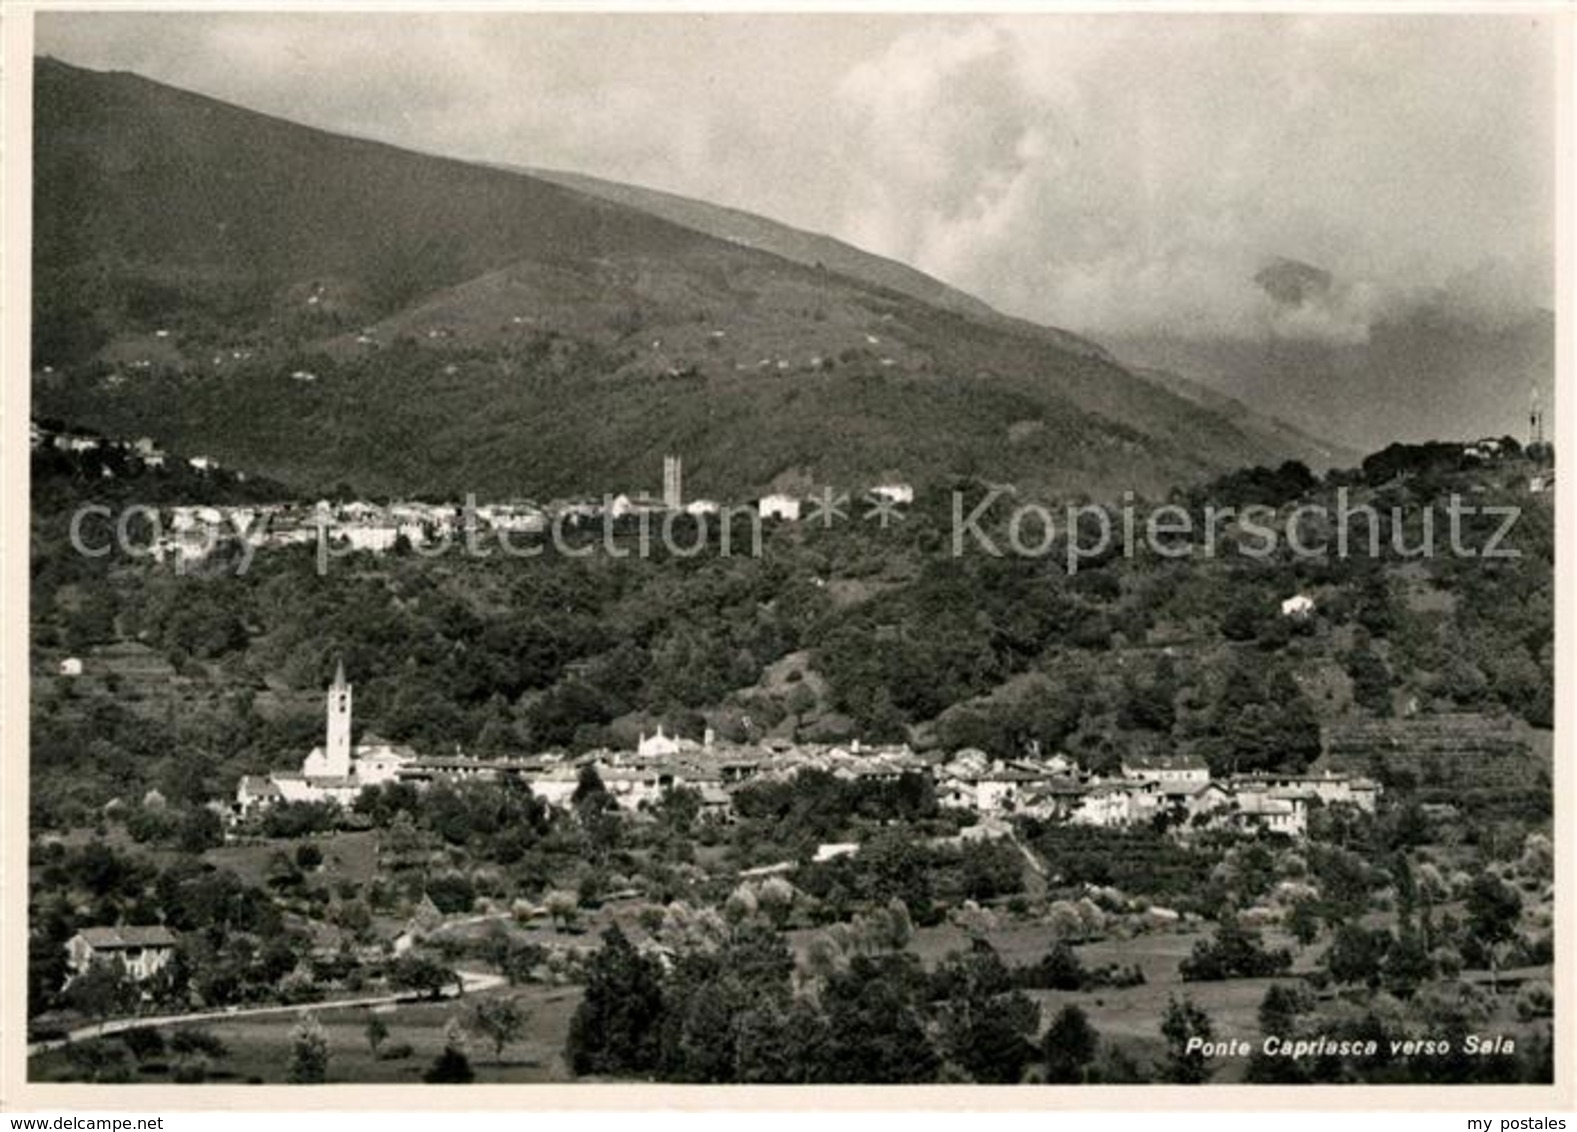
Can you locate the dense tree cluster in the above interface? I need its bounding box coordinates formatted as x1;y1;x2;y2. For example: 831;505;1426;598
566;923;1072;1085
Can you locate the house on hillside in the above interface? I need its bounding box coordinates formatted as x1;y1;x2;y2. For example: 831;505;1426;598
1043;751;1081;777
869;483;914;505
66;925;178;984
1070;781;1155;828
1280;594;1316;619
1229;769;1379;813
1016;778;1089;820
759;494;802;521
598;766;669;811
814;842;860;862
234;775;283;818
697;784;734;821
520;764;581;808
133;437;166;468
934;753;1050;813
1224;793;1309;837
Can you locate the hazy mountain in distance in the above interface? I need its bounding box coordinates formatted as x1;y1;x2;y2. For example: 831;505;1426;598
1133;365;1360;471
1109;257;1553;454
32;57;1346;499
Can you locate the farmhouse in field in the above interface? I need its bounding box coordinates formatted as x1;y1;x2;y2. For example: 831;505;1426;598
66;925;179;983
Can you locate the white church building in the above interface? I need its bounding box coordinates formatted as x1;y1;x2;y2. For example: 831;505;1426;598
234;662;416;817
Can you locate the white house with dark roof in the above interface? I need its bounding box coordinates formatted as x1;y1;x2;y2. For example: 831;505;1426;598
66;925;178;983
1224;793;1309;837
233;774;283;817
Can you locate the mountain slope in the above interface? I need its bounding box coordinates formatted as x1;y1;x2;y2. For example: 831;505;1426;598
520;166;1005;324
32;57;1338;500
519;165;1113;364
1135;366;1359;470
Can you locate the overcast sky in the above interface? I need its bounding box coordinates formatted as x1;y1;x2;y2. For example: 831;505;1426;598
36;11;1557;343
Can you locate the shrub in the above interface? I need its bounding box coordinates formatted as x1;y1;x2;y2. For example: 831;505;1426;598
1515;980;1554;1021
1179;919;1292;981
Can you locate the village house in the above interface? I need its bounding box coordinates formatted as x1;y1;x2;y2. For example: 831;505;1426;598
1014;777;1090;821
474;502;544;533
1223;793;1309;837
56;432;103;454
1463;437;1506;462
593;766;668;810
329;523;402;553
697;783;734;820
520;764;582;808
813;842;860;862
936;750;1064;813
66;925;179;984
1071;780;1159;828
1230;769;1379;813
868;483;914;505
233;774;284;818
1042;750;1081;777
1281;593;1317;619
1120;751;1211;788
133;437;166;468
1183;780;1236;820
758;493;802;521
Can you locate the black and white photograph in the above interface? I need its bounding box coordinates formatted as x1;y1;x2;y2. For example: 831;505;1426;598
6;4;1568;1102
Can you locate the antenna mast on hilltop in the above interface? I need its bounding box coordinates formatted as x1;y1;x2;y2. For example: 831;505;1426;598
1529;385;1546;452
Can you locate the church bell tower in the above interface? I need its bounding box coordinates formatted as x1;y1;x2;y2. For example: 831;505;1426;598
326;660;353;777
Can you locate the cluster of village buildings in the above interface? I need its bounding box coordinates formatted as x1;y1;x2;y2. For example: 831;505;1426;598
234;666;1380;844
36;425;916;562
32;421;211;475
70;702;1378;988
74;662;1379;989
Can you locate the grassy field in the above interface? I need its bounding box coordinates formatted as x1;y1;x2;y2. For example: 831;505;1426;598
202;829;383;890
30;983;583;1085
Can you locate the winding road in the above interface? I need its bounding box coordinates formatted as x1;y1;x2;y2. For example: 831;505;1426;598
27;969;506;1058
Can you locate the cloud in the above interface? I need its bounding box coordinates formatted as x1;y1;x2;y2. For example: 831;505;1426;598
827;15;1555;342
36;12;1555;344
